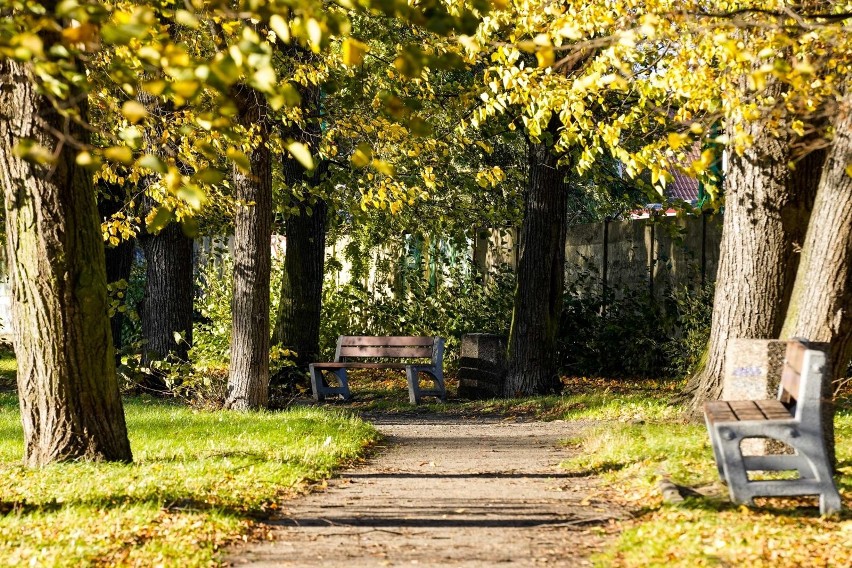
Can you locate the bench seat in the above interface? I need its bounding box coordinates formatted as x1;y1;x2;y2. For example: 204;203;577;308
310;336;446;404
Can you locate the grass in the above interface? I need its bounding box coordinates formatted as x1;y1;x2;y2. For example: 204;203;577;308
0;393;379;566
336;370;686;420
558;379;852;568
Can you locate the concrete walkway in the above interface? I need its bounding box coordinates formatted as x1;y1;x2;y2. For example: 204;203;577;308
228;416;625;567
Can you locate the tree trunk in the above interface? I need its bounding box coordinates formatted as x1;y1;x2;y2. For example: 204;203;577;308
684;89;818;411
781;90;852;387
138;219;194;376
272;195;327;370
97;181;135;352
272;81;327;375
136;92;194;391
225;85;273;410
0;59;132;466
504;121;570;396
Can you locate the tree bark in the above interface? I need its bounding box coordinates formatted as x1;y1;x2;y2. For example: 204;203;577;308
272;81;327;374
138;218;194;374
225;85;273;410
684;91;819;411
272;189;327;371
136;92;194;391
0;59;132;466
504;120;570;396
781;90;852;387
97;181;135;352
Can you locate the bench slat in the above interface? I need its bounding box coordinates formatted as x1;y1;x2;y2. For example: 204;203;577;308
780;341;805;403
311;362;409;369
339;336;435;347
755;399;792;420
705;400;793;423
338;345;434;358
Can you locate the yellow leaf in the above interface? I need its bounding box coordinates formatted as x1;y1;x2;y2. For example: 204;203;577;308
175;10;200;29
371;160;395;177
176;184;207;210
121;100;148;123
287;142;315;171
351;143;372;168
250;66;277;93
667;132;687;151
170;80;200;98
307;19;322;52
62;23;98;44
103;146;134;164
269;15;290;43
845;164;852;178
147;206;173;234
342;38;368;66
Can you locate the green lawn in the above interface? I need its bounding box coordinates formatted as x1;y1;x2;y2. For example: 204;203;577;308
0;394;378;566
559;380;852;568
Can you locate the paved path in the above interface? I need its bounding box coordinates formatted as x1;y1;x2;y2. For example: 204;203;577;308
228;416;625;567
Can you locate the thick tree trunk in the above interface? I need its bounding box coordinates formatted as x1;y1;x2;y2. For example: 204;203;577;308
781;90;852;387
684;94;818;411
97;181;135;352
272;81;327;375
225;86;273;410
504;121;570;396
0;59;132;466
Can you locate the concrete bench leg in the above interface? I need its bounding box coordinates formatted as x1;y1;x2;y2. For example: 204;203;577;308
711;425;842;515
705;416;727;481
309;366;351;401
406;366;446;405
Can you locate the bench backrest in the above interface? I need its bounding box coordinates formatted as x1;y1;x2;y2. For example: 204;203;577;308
779;339;827;419
334;336;443;366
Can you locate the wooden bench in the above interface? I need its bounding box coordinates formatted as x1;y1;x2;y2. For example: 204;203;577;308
309;336;446;404
704;339;842;515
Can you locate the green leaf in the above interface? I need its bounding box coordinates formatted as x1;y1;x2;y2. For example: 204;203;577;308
13;139;55;165
101;23;149;45
147;206;173;234
137;154;168;174
226;148;252;173
408;116;433;137
193;168;226;184
176;184;207;210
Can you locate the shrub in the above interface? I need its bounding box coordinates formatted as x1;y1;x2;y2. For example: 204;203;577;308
319;262;515;367
557;266;714;379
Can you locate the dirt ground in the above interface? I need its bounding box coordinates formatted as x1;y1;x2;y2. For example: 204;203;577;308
226;414;627;567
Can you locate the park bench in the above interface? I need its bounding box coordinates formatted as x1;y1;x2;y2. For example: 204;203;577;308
704;339;842;515
309;336;446;404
